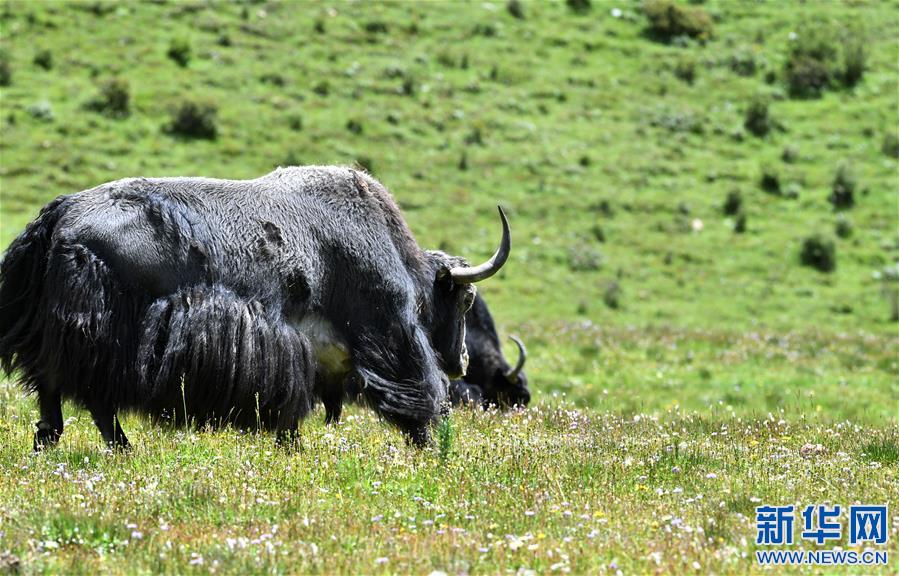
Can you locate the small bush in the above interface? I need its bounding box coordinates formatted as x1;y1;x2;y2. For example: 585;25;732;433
641;0;714;43
829;162;856;210
781;144;800;163
591;224;606;242
674;56;697;84
799;234;836;272
364;21;389;34
835;214;853;239
882;132;899;158
346;119;363;135
744;95;772;137
167;38;191;67
785;24;867;98
566;0;592;14
465;127;484;146
647;106;705;134
288;113;303;131
785;55;830;99
569;245;603;272
33;49;53;70
26;100;53;122
759;166;780;195
313;81;330;97
458;152;468;171
734;212;747;233
727;47;758;76
783;182;801;199
507;0;525;19
603;282;621;309
841;36;866;88
723;189;742;216
0;51;10;86
85;77;130;118
166;99;218;139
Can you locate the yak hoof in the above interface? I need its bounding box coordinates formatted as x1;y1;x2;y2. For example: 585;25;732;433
33;421;60;451
405;425;430;448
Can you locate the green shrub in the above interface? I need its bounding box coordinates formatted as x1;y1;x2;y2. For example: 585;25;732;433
569;244;603;271
566;0;592;14
734;212;747;234
167;38;191;67
0;51;10;86
841;36;866;88
881;132;899;158
781;144;800;163
641;0;714;43
829;162;856;210
799;234;836;272
727;47;758;77
85;77;130;118
507;0;525;19
744;95;772;137
166;99;218;139
784;23;867;98
346;119;363;135
288;113;303;131
364;21;389;34
33;49;53;70
26;100;53;122
674;56;697;84
603;282;621;309
759;166;780;195
313;81;330;96
835;214;853;239
723;189;742;216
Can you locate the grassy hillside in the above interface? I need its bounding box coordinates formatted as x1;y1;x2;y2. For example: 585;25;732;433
0;0;897;573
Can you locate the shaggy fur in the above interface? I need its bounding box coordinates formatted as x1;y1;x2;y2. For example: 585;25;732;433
0;166;482;449
324;292;530;422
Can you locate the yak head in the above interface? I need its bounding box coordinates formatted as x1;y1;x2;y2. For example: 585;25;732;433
423;207;511;380
461;292;530;408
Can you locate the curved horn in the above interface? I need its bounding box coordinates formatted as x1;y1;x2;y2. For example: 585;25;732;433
450;205;511;284
505;335;527;382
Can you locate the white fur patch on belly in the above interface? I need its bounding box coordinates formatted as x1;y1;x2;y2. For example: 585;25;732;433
292;313;351;378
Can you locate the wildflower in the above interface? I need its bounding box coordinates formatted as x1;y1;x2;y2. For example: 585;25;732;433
375;557;388;565
706;472;717;479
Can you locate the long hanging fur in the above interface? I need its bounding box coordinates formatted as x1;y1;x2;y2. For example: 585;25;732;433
137;285;315;430
0;198;314;433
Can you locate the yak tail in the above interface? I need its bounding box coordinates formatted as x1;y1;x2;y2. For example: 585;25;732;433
0;195;70;378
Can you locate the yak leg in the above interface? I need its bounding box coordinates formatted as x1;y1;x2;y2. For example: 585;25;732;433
33;387;63;451
89;403;129;449
321;380;343;425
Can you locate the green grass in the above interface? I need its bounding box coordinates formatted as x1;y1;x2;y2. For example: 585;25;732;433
0;0;897;573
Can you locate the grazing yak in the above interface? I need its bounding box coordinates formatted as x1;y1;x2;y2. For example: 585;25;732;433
0;166;511;449
447;293;529;409
321;292;530;424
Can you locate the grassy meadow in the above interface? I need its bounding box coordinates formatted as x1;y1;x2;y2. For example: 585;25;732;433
0;0;897;573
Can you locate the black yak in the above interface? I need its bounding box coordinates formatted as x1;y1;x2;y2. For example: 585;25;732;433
0;166;511;449
321;292;530;424
447;293;530;409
